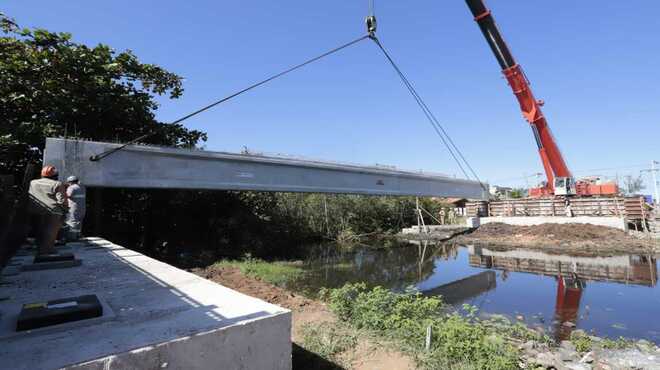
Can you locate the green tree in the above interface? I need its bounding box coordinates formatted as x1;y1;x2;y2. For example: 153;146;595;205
509;188;526;199
0;12;206;178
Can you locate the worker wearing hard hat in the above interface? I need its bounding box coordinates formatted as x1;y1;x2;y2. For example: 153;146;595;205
28;165;68;255
65;175;86;240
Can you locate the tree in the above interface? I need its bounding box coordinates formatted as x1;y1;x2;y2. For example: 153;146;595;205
622;174;645;195
509;188;527;199
0;12;206;178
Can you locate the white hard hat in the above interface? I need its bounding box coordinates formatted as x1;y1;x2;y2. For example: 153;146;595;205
67;176;79;183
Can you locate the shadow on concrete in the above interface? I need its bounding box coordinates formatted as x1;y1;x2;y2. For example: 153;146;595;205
0;240;288;370
292;343;345;370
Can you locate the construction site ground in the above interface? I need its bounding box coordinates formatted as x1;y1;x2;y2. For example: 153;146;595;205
455;222;658;256
192;264;414;370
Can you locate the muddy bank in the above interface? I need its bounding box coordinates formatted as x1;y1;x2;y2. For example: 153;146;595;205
191;265;414;370
455;223;657;256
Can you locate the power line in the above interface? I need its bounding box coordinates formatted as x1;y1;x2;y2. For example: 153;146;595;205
572;164;648;175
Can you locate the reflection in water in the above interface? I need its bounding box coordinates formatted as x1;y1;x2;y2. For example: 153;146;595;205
422;270;497;304
469;245;657;340
289;241;659;343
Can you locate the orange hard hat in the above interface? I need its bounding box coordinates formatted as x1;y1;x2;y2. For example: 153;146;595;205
41;165;58;178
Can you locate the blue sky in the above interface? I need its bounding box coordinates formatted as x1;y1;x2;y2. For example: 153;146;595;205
5;1;659;191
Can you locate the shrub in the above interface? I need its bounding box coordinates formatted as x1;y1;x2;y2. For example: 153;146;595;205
324;283;519;370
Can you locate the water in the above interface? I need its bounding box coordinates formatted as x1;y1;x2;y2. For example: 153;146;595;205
287;240;660;343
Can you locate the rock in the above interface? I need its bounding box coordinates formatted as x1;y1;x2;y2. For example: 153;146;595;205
635;339;655;353
520;340;539;359
534;352;562;369
534;326;546;335
596;349;660;369
520;340;536;352
565;364;591;370
559;347;579;362
561;341;577;352
534;352;555;368
579;352;594;364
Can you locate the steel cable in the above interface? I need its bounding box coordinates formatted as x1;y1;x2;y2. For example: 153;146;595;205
369;36;488;191
90;34;371;161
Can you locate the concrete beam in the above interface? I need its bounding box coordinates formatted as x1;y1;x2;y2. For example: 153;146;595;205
44;138;487;199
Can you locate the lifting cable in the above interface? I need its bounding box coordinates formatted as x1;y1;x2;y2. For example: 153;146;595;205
89;34;370;161
89;4;486;192
368;36;487;191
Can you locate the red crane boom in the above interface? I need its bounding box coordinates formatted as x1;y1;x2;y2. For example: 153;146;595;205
464;0;618;197
464;0;571;196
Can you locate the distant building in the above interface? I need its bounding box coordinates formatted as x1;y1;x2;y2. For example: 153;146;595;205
444;197;468;216
489;185;514;199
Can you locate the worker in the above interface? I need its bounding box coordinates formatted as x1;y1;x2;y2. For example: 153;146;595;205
564;198;573;218
65;175;86;241
28;165;68;255
447;208;456;224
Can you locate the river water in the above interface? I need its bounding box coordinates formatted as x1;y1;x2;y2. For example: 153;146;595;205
286;240;659;343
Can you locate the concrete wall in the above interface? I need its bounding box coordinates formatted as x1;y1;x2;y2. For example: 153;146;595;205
43;138;487;199
69;312;291;370
479;216;628;231
0;239;291;370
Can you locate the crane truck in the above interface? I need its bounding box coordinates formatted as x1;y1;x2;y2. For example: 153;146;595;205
464;0;619;198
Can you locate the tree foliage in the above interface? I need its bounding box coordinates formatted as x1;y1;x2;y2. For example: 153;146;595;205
1;12;430;264
622;174;645;195
0;12;206;177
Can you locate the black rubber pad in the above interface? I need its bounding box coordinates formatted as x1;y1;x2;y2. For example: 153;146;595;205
16;295;103;331
21;259;82;271
33;253;75;263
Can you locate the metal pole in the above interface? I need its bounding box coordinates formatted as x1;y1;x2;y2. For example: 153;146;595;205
416;197;421;230
524;172;530;191
652;160;659;206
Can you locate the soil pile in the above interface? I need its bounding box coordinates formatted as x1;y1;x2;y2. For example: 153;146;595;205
457;222;656;255
193;264;316;310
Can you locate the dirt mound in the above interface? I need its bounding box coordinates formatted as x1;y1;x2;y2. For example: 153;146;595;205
471;222;627;241
192;265;317;311
458;222;656;256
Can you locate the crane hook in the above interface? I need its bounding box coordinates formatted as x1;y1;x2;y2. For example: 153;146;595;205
366;15;377;36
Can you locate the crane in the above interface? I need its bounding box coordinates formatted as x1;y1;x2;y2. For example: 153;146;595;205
464;0;619;197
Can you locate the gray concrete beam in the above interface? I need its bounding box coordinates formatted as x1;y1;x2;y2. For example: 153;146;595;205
44;138;487;199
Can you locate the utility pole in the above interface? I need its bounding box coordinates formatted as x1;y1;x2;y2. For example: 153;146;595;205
652;161;659;206
523;172;530;191
641;160;659;205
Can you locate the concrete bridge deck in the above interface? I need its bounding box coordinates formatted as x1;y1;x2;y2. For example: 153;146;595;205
44;138;487;199
0;239;291;370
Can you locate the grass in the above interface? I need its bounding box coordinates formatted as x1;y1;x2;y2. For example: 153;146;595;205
570;331;593;353
300;322;358;366
570;330;637;353
320;283;535;370
213;257;304;286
